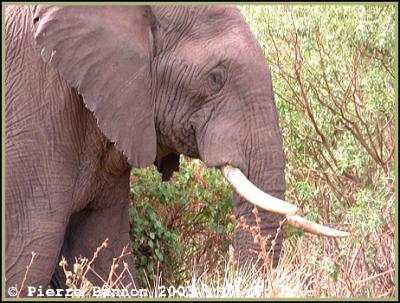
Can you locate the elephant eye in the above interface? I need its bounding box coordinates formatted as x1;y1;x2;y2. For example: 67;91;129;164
208;67;225;92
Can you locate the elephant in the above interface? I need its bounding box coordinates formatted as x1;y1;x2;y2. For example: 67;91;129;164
5;5;348;296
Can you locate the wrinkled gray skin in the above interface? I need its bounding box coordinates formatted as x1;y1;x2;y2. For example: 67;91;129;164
6;5;285;294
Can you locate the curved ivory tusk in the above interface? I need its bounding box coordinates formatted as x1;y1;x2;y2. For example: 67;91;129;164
221;165;298;216
286;215;350;237
221;165;349;238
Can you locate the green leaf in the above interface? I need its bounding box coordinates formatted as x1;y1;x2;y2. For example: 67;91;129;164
155;249;164;262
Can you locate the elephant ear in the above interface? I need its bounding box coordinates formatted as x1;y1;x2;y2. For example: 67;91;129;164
32;6;156;168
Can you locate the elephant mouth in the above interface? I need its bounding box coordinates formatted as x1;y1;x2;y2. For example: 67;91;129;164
221;165;349;238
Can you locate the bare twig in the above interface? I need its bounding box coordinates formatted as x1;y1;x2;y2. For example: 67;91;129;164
17;251;38;298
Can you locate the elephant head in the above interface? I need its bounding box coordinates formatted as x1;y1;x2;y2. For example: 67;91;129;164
33;5;348;270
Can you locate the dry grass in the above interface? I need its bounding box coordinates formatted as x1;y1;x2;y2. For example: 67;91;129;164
15;210;395;299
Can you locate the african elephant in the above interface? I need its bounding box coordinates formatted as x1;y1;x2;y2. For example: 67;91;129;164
5;5;347;296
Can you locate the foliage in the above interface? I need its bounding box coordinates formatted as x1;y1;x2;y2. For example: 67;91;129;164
129;157;233;287
241;5;396;297
128;4;396;298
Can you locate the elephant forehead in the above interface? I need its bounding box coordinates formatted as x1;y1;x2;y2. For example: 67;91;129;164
177;28;262;66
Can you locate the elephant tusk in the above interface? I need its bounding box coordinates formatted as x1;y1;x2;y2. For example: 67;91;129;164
221;165;298;216
221;165;349;238
286;215;350;237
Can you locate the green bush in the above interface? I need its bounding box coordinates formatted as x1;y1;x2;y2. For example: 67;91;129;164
241;5;395;297
129;157;233;286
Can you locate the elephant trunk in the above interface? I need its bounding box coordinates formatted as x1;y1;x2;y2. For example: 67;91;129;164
230;131;287;268
231;172;286;269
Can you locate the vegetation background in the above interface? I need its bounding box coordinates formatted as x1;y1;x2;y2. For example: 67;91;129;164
127;4;396;298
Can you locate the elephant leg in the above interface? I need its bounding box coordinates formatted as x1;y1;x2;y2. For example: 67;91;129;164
6;207;69;297
51;202;139;293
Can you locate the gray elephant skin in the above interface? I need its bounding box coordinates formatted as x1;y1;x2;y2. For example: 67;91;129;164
5;5;287;295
